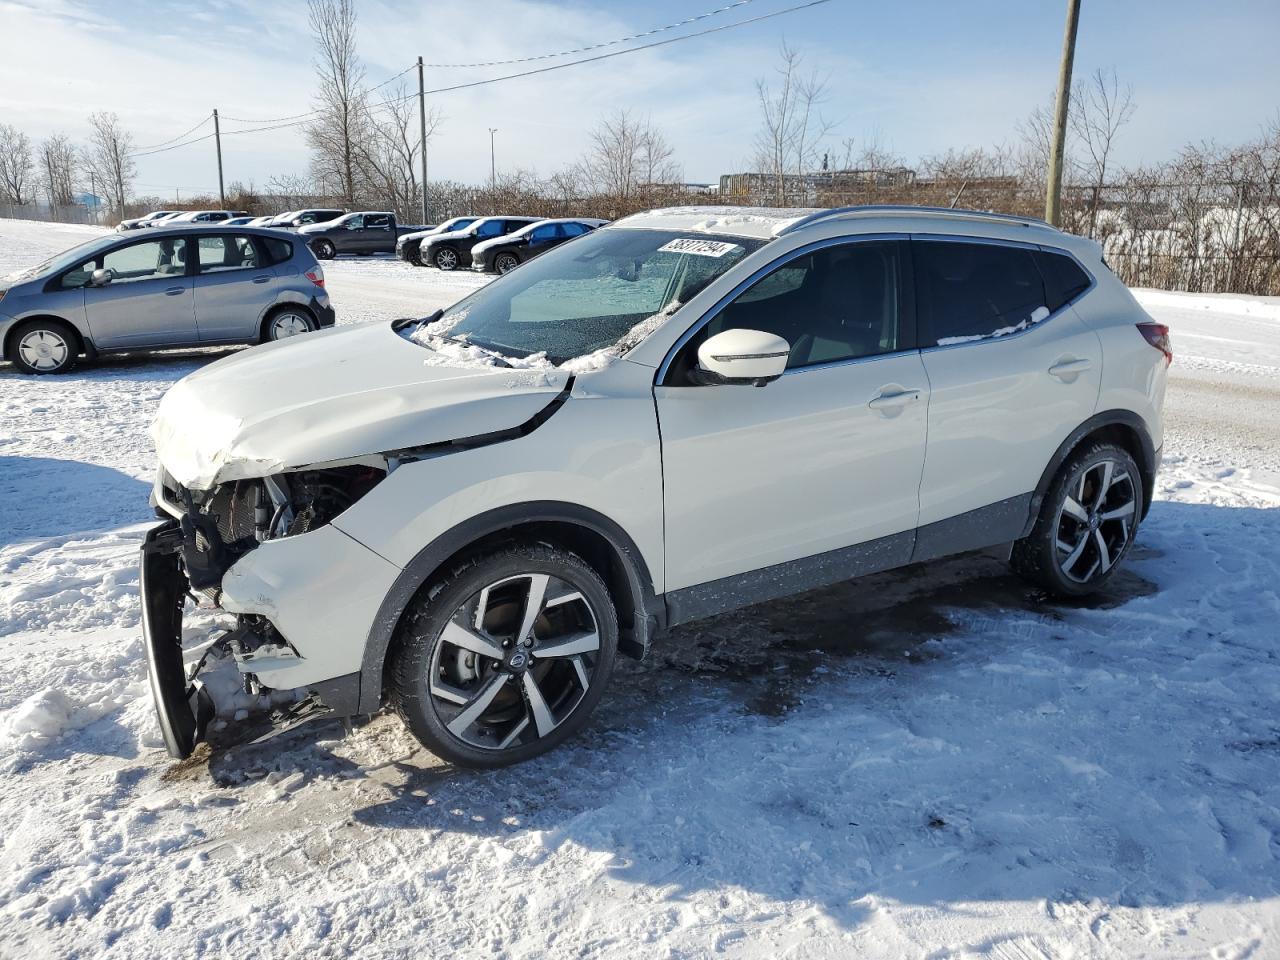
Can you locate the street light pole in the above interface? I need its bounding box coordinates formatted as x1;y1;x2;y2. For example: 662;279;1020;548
489;127;497;191
1045;0;1081;226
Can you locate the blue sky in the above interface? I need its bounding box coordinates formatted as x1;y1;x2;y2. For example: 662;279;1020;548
1;0;1276;199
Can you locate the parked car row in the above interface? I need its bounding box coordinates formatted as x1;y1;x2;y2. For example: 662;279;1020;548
398;215;608;273
116;209;608;274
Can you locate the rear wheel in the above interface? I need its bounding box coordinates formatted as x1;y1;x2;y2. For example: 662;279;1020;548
264;307;316;342
390;543;618;768
433;246;459;271
11;319;78;374
494;252;520;275
1011;442;1142;597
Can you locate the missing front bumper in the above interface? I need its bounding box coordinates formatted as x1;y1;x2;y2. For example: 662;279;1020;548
140;521;212;759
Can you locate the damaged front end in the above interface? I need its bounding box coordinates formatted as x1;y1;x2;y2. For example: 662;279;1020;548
141;464;386;759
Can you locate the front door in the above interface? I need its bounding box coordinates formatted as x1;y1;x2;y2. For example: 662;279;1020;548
81;235;197;348
655;239;929;595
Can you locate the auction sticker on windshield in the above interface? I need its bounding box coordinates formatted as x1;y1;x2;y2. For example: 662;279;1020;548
658;237;743;258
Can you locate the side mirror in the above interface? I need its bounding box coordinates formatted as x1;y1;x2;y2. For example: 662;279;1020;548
695;329;790;386
89;268;114;287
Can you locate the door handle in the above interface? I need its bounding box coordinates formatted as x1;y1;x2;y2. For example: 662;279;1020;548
868;388;922;411
164;286;185;296
252;275;271;283
1048;357;1092;381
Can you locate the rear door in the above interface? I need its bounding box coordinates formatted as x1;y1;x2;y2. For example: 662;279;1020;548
192;233;277;341
361;213;394;253
81;235;197;348
912;237;1102;541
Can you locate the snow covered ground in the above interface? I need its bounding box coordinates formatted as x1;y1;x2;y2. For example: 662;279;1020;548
0;217;1277;958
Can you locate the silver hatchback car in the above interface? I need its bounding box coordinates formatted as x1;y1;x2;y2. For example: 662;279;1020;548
0;226;334;374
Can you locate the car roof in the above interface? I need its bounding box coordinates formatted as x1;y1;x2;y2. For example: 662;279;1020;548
607;204;1095;257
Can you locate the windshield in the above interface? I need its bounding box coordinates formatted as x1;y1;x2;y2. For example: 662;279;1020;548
413;227;765;365
3;234;119;285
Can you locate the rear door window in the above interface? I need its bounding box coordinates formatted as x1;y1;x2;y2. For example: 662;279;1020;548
196;234;261;273
366;214;392;229
913;240;1049;346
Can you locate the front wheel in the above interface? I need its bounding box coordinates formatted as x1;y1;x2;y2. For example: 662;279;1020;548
433;247;459;271
11;319;78;374
1011;442;1143;597
494;252;520;275
312;239;336;260
390;543;618;768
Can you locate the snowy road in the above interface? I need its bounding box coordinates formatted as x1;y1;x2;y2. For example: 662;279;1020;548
0;219;1277;959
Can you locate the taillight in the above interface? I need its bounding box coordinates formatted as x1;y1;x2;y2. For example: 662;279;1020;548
305;267;325;289
1137;322;1172;366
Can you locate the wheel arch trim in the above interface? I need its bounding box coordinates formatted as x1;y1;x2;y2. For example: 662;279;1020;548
355;501;659;714
1025;409;1157;536
3;314;87;363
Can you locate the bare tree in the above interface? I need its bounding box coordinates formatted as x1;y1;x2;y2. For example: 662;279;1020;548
1070;68;1136;237
0;124;34;205
84;112;136;219
39;134;77;208
360;84;443;217
583;110;678;198
306;0;367;206
752;42;835;204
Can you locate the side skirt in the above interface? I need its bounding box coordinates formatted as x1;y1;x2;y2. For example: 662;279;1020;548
662;494;1034;630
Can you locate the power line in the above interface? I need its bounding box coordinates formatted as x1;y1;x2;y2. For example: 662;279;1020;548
131;131;218;159
129;0;830;156
219;63;417;126
417;0;832;97
219;0;832;137
134;113;213;151
421;0;754;68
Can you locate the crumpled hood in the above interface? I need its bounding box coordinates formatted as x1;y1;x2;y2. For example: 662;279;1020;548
152;321;569;490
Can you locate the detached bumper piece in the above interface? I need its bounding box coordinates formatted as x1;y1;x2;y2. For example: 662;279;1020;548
140;521;213;759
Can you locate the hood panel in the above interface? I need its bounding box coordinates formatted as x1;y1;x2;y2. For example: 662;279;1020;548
152;322;568;489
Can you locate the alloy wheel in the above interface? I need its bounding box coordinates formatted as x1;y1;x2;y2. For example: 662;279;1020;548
435;248;459;270
1054;459;1137;583
495;253;519;274
428;572;602;752
18;329;70;372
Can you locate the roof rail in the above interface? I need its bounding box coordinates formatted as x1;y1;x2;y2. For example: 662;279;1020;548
775;204;1056;236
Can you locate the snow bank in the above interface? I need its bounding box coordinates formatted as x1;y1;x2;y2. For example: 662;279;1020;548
1134;288;1280;323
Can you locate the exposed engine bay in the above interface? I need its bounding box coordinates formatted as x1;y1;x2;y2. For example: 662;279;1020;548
144;464;387;757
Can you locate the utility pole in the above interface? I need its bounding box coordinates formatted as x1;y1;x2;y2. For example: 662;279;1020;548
418;56;430;224
489;128;497;192
213;108;225;208
1045;0;1081;226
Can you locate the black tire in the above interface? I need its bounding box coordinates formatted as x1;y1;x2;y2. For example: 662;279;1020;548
312;239;336;260
494;252;520;275
410;244;428;267
1011;441;1143;597
9;318;79;375
390;542;618;768
433;246;460;271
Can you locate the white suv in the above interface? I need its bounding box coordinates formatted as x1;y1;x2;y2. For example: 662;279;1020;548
142;205;1171;767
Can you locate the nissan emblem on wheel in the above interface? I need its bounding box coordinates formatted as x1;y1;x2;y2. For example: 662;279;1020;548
141;204;1169;767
